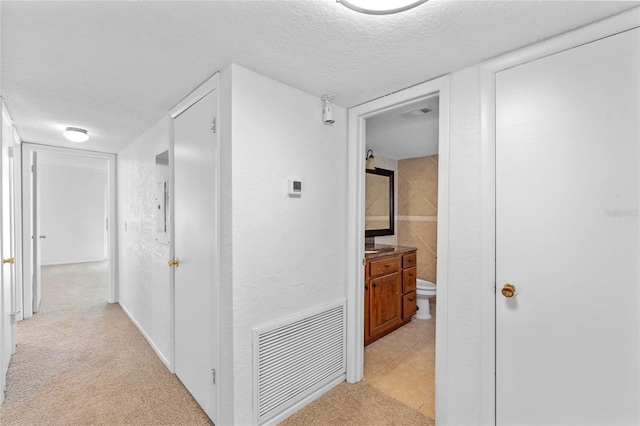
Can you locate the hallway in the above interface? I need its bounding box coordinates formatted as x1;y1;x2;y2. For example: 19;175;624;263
0;262;211;425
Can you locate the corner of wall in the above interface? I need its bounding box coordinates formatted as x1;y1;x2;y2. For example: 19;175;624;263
217;64;236;426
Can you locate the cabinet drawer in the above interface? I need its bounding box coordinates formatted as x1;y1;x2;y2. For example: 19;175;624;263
403;291;417;320
370;256;401;277
403;252;417;269
403;267;417;293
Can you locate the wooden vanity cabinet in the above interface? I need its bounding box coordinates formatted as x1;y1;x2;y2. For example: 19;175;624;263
370;272;402;337
364;249;417;345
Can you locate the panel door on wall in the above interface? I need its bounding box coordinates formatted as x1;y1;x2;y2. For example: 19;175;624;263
496;28;639;425
174;89;219;423
0;106;17;401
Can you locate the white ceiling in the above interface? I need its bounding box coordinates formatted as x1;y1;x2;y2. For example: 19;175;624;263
366;95;439;160
1;1;637;154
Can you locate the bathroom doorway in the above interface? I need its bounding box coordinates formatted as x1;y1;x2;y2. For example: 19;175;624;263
346;76;450;423
362;94;440;419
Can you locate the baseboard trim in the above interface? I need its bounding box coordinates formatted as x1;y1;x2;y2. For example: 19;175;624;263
261;374;345;426
119;302;171;371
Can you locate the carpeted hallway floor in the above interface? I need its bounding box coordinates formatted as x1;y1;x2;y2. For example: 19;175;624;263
1;261;432;425
0;261;212;426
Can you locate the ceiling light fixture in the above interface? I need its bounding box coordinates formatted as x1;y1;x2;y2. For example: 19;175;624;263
337;0;428;15
63;127;89;143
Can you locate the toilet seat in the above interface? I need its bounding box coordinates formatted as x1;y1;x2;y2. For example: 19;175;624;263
416;279;436;293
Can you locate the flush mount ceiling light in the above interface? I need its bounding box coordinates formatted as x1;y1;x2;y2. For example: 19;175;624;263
337;0;428;15
63;127;89;143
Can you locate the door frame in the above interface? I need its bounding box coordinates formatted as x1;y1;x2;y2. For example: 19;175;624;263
21;143;117;319
346;75;450;423
479;7;640;424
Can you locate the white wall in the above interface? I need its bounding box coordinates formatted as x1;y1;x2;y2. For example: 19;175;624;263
445;65;485;424
117;115;172;367
39;158;107;265
225;64;348;425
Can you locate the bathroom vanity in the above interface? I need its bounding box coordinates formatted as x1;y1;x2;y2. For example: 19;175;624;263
364;244;417;346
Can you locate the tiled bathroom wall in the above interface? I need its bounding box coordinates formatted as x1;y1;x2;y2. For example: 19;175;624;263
397;155;438;283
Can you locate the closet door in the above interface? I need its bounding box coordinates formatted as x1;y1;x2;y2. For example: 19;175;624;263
174;88;219;423
496;28;639;425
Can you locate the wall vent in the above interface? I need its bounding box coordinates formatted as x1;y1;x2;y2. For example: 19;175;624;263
399;106;432;119
253;301;346;425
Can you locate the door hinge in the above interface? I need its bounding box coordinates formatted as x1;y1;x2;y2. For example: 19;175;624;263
106;217;109;231
8;146;14;158
211;116;216;133
10;311;20;323
211;369;216;385
31;164;34;173
362;258;366;266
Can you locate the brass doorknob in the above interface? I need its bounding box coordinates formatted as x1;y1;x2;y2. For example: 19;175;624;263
501;283;516;298
168;258;180;267
3;258;14;264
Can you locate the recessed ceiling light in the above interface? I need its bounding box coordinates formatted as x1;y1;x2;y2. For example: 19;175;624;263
337;0;427;15
63;127;89;143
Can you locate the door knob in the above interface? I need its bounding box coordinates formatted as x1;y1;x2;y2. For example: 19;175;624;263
501;283;516;298
39;235;46;239
168;258;180;267
3;258;14;264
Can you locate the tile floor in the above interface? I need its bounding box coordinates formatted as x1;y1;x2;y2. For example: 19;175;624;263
363;301;436;419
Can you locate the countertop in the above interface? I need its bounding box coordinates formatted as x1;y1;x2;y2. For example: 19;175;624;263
364;244;417;259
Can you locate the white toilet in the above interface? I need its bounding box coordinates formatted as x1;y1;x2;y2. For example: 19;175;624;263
414;279;437;320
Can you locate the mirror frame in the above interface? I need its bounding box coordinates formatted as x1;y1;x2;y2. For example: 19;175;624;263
365;167;395;237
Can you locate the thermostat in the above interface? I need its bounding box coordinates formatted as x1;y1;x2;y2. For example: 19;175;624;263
288;178;302;196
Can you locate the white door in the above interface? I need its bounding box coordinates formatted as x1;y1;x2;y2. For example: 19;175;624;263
31;152;42;313
173;89;219;422
1;105;17;401
496;28;639;425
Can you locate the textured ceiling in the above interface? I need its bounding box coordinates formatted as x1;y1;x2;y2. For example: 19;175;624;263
1;1;638;153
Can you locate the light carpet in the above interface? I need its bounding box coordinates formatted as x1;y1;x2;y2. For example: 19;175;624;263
1;261;432;425
280;381;433;426
0;261;212;426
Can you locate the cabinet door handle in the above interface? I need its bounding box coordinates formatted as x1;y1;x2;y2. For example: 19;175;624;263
408;273;414;277
384;264;391;268
365;284;368;291
408;298;414;302
372;283;376;288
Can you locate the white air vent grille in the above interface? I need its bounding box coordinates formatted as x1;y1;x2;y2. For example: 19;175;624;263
254;301;346;424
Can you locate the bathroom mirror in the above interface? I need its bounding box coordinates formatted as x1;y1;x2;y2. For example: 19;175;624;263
365;167;394;237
